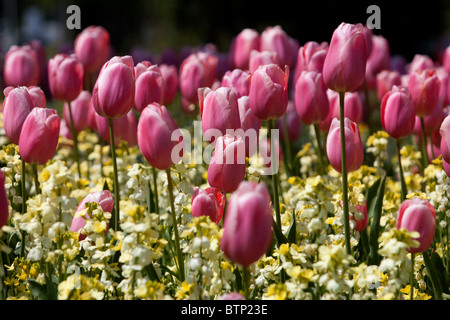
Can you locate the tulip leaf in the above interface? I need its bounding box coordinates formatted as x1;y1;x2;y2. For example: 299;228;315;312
431;251;449;294
285;208;296;244
367;174;386;266
365;176;381;219
144;263;160;282
272;218;288;246
27;279;49;300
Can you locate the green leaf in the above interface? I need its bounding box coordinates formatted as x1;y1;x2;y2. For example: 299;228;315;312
144;263;160;282
431;251;449;294
367;174;386;266
365;177;381;219
27;279;49;300
272;218;288;246
285;208;296;244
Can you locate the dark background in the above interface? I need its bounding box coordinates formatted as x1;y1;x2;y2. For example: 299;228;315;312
1;0;450;63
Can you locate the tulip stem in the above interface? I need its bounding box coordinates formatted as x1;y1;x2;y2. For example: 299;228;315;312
242;266;250;299
152;166;160;215
282;115;292;172
313;123;326;175
396;139;407;202
410;253;415;300
268;120;281;228
67;101;82;179
419;116;429;169
32;164;41;195
422;250;443;300
21;158;27;214
166;168;185;282
339;91;351;256
108;119;120;232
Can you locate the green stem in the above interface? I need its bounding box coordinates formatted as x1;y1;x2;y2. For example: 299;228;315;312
419;116;429;169
242;266;250;299
67;101;82;178
422;250;443;300
396;139;407;202
166;168;185;282
339;91;351;256
429;131;435;160
108;119;120;232
410;253;415;300
21;158;27;214
282;115;292;173
268;120;281;228
32;164;40;194
313;123;326;175
152;166;159;215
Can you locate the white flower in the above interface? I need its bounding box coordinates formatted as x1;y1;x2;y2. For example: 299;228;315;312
27;246;43;261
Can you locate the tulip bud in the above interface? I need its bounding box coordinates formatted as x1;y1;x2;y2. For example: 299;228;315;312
380;85;416;139
323;22;367;93
330;91;363;124
408;69;440;117
294;41;328;83
249;64;289;121
439;114;450;163
0;171;9;229
277;101;301;141
138;103;183;170
74;25;110;73
248;50;279;73
443;46;450;73
63;91;91;133
92;55;136;119
408;54;434;74
198;87;241;136
220;181;273;267
19;107;60;165
207;134;246;193
3;86;46;144
191;187;225;224
232;28;260;70
70;190;114;240
413;98;445;136
350;201;368;232
95;109;137;147
365;35;391;89
376;70;402;101
159;64;178;105
396;197;436;253
326;117;364;173
48;54;84;102
134;61;165;113
3;45;40;87
221;69;251;98
237;96;261;157
294;70;329;124
260;25;298;69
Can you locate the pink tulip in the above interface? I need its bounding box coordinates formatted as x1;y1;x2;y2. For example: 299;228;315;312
260;25;298;69
137;103;183;170
439;114;450;163
191;186;225;224
259;137;282;169
48;54;84;102
396;197;436;253
207;134;246;193
2;86;46;144
248;50;279;73
3;45;40;87
237;96;261;157
330;91;363;124
350;201;368;232
443;46;450;73
323;22;367;93
408;69;441;117
232;28;260;70
221;69;250;98
95;109;137;146
365;35;391;89
134;61;164;113
74;25;110;73
249;63;289;121
436;67;449;107
92;55;135;119
380;85;416;139
179;52;218;104
159;64;178;105
70;190;114;240
278;100;301;141
443;157;450;178
326;117;364;173
412;98;445;136
220;181;273;267
63;91;91;133
0;171;9;229
219;292;245;300
294;70;329;125
376;70;402;101
363;26;373;58
198;86;241;136
19;107;60;165
293;41;328;83
408;54;434;74
87;98;98;131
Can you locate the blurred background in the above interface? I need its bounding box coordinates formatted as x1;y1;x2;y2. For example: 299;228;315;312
1;0;450;64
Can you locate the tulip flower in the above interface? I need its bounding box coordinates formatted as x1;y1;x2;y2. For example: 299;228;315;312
48;54;84;103
323;22;367;93
70;190;114;240
365;35;391;89
95;109;137;147
380;86;415;139
408;69;440;117
376;70;402;101
3;86;46;145
191;187;225;224
277;100;301;142
19;107;60;165
63;90;91;133
221;69;250;98
295;71;329;125
159;64;178;105
3;44;40;87
0;171;9;229
260;25;298;69
231;28;260;70
220;181;273;267
74;25;110;74
440;114;450;163
207;134;246;194
326;117;363;173
248;50;279;73
134;61;164;113
443;46;450;73
198;86;241;137
350;202;368;232
408;54;434;74
293;41;328;83
237;96;261;157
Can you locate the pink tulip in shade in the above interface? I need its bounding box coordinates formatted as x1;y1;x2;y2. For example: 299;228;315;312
329;91;363;124
207;134;246;194
134;61;164;113
2;86;46;145
249;64;289;121
408;54;435;74
159;64;178;105
219;292;245;300
439;114;450;163
95;110;137;147
221;69;251;98
70;190;114;240
277;100;301;142
376;70;402;101
260;25;298;69
364;35;391;89
294;70;329;125
380;85;416;139
293;41;328;83
349;201;368;232
443;46;450;73
396;197;436;253
408;69;441;117
231;28;260;70
322;22;367;93
48;54;84;102
3;45;40;87
237;96;261;157
443;158;450;178
326;117;364;173
436;67;449;107
413;98;445;136
19;107;60;165
137;103;183;170
74;25;110;73
248;50;279;73
92;55;136;119
0;171;9;229
191;187;225;224
198;86;241;136
63;91;91;133
220;181;273;267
